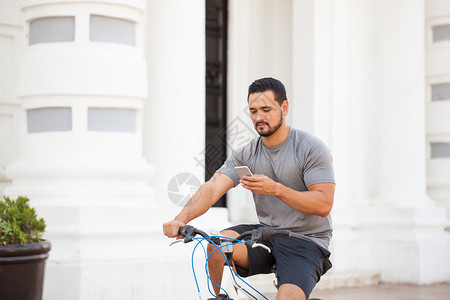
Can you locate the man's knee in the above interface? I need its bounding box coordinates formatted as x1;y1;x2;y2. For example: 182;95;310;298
276;283;306;300
206;230;238;263
206;229;249;269
207;242;225;266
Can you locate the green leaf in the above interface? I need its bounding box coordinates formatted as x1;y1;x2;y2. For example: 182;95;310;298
0;196;46;245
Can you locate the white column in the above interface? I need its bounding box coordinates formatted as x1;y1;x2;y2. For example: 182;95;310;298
312;0;450;286
292;0;368;285
376;0;432;206
319;0;365;282
144;1;229;299
4;1;167;299
291;0;315;134
145;0;206;204
355;0;450;284
227;0;294;224
425;0;450;216
226;0;261;223
0;0;22;195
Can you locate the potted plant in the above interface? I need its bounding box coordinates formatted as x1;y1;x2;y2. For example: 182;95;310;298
0;195;51;300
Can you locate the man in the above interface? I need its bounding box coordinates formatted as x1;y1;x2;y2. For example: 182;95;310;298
163;77;335;300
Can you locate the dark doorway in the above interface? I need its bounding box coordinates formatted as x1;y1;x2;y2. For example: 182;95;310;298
205;0;228;207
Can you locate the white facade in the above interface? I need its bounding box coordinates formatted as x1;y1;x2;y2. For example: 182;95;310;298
0;0;449;299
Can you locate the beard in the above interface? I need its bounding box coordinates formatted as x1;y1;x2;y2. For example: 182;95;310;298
255;115;284;137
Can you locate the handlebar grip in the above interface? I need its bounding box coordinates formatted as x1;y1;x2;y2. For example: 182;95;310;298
273;229;290;237
178;225;195;236
236;227;292;242
178;225;209;238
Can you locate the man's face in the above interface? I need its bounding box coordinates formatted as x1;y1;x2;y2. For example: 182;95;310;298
248;90;286;137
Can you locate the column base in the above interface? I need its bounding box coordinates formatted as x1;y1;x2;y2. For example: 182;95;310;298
353;204;450;284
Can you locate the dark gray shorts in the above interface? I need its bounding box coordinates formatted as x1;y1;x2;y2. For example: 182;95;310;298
226;224;332;299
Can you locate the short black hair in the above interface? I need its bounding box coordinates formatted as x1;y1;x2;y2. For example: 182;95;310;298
247;77;287;105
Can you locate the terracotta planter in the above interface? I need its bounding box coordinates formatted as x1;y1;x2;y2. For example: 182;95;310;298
0;240;51;300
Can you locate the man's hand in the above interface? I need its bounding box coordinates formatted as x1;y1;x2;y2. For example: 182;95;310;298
239;174;281;197
163;219;185;239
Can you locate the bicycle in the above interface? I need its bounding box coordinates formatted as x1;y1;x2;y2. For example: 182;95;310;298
170;225;322;300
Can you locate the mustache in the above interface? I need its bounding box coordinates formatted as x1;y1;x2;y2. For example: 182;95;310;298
255;121;270;127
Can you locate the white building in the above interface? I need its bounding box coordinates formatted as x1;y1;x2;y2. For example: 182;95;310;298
0;0;449;299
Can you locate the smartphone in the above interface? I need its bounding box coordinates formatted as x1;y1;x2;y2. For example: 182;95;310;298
234;166;253;179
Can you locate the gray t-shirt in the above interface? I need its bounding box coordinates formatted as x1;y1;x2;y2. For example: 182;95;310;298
217;128;335;249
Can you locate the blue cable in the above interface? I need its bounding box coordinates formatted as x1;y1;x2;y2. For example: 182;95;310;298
186;235;235;299
185;234;270;300
200;235;249;298
188;235;208;295
189;235;232;298
205;239;268;300
227;265;268;300
205;240;245;291
204;237;240;298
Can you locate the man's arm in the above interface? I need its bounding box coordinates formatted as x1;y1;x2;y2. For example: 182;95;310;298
163;172;235;238
240;175;334;218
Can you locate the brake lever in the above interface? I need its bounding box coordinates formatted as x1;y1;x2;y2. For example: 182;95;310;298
252;243;271;253
169;240;183;246
169;236;193;246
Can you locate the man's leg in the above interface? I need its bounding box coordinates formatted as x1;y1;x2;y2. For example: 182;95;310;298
272;236;331;300
277;283;306;300
206;230;250;296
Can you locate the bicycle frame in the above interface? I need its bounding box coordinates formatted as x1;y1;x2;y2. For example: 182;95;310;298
210;240;271;300
218;264;276;300
220;266;258;300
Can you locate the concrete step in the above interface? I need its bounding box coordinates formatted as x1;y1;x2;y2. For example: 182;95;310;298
315;272;381;290
236;272;381;297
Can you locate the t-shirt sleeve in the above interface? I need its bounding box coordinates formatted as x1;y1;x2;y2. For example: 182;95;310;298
303;138;335;187
216;149;244;187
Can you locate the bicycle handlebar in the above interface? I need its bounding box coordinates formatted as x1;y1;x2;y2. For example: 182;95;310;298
173;226;291;298
177;225;290;245
235;226;290;242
